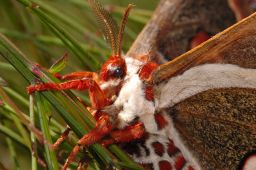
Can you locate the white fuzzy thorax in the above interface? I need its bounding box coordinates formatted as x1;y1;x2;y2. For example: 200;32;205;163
112;57;158;133
156;64;256;110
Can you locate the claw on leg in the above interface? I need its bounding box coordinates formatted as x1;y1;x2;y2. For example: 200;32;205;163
53;126;71;150
62;145;80;170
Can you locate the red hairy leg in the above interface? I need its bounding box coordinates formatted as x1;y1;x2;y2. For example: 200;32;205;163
101;122;145;146
27;79;108;109
54;71;99;84
60;71;99;81
77;161;89;170
62;114;113;170
52;126;71;149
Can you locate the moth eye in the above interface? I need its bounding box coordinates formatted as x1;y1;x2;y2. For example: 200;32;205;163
109;66;125;79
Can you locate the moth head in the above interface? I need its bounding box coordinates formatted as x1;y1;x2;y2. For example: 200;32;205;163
88;0;132;82
100;55;127;81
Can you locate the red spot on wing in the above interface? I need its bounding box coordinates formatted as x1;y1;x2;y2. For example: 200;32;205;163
167;140;179;156
159;160;172;170
141;163;154;170
154;113;168;130
152;142;165;156
175;155;186;170
188;166;195;170
145;85;154;101
190;31;210;49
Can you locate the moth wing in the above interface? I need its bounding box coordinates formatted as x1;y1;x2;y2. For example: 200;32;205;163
167;88;256;170
154;12;256;170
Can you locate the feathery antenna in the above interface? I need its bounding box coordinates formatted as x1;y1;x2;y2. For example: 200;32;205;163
117;4;133;56
88;0;132;56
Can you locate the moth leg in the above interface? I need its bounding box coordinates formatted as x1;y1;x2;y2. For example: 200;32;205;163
52;126;71;150
27;78;108;109
77;160;89;170
101;122;145;146
62;114;113;170
59;71;99;81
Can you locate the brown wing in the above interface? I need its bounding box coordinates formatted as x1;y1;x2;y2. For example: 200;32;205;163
168;88;256;170
152;11;256;84
153;11;256;170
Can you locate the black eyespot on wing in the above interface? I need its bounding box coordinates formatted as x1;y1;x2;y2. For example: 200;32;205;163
238;150;256;170
109;66;125;79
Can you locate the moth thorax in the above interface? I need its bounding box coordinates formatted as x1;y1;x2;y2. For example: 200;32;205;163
101;57;155;131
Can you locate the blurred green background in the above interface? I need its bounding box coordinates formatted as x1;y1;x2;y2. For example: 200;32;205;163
0;0;158;169
0;0;158;97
